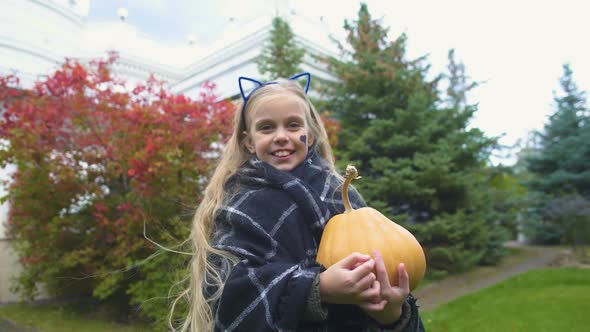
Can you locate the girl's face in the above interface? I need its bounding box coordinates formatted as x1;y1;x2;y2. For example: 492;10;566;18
244;96;314;172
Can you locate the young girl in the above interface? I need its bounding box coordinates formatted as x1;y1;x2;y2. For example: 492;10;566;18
177;73;425;331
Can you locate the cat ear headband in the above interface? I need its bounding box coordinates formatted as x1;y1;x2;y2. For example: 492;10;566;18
239;72;311;129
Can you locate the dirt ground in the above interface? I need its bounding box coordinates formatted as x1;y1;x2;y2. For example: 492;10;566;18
413;243;574;311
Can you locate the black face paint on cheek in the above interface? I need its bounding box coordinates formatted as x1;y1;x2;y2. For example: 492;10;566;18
300;135;307;145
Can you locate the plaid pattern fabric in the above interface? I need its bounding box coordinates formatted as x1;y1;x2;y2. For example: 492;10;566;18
211;152;365;331
210;152;425;332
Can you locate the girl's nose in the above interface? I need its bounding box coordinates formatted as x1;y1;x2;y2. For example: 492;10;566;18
273;127;288;143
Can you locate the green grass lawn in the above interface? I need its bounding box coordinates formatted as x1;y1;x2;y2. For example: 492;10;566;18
0;303;152;332
2;267;588;332
422;268;590;332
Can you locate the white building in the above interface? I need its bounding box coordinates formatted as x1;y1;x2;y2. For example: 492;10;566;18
0;0;339;237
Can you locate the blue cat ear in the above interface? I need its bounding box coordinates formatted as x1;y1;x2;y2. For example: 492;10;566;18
289;72;311;94
238;77;263;101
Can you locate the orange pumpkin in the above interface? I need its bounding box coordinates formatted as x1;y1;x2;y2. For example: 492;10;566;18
316;165;427;291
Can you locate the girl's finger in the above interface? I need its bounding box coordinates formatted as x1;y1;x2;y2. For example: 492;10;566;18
359;299;387;312
358;280;381;302
397;263;410;292
357;272;377;290
350;258;375;281
372;250;391;288
335;252;371;269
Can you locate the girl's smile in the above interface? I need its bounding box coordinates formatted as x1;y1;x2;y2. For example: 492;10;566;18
271;150;294;158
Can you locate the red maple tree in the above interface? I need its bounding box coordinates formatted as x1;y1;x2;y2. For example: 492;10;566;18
0;53;233;322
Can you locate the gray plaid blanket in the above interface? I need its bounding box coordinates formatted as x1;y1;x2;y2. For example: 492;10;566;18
210;152;423;331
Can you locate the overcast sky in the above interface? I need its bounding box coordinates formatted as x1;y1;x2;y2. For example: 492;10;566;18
87;0;590;164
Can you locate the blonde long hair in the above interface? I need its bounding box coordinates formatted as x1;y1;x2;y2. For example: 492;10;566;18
172;78;336;331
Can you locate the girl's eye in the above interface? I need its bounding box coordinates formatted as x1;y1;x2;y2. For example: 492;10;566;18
288;122;302;129
258;124;273;132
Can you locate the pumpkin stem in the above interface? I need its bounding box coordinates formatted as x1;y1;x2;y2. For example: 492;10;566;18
343;165;361;213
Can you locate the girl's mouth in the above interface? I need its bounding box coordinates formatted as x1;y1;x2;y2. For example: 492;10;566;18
271;150;294;158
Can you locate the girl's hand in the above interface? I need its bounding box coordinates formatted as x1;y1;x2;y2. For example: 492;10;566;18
358;250;410;325
319;252;381;305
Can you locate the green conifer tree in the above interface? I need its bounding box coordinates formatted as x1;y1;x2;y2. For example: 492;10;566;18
257;16;305;79
527;64;590;197
326;4;494;219
524;64;590;247
324;4;500;272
